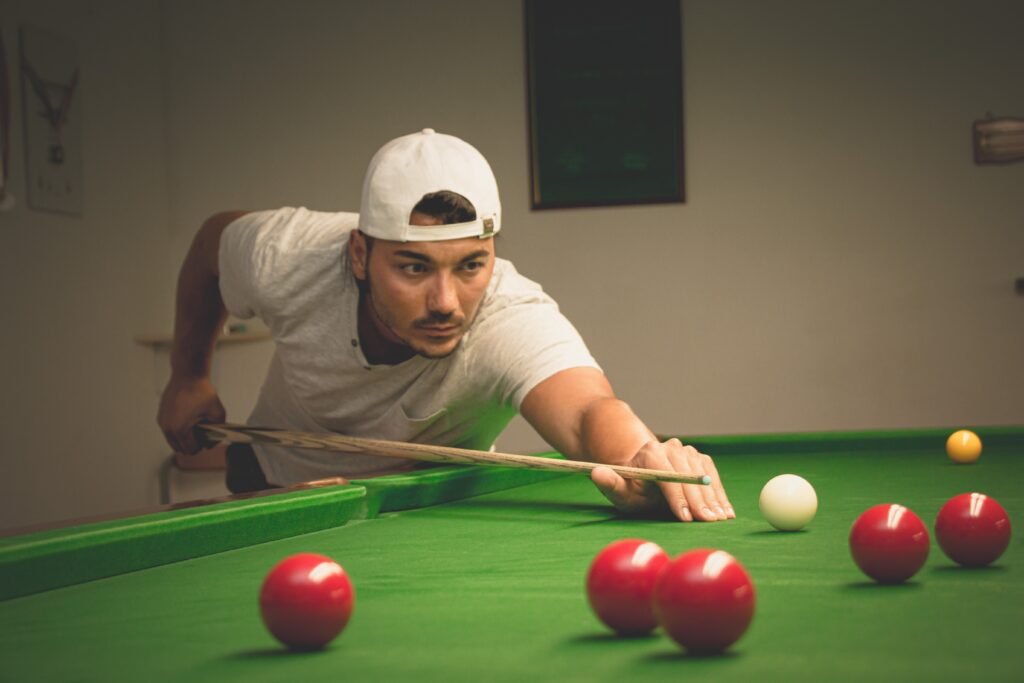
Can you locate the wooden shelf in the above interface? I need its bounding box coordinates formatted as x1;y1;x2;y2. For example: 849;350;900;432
134;330;271;349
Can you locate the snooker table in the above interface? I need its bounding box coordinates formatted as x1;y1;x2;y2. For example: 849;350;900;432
1;426;1021;683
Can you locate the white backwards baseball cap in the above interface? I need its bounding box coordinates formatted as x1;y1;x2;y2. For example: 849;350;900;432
357;129;501;242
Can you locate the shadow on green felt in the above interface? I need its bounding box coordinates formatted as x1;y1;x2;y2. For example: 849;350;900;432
841;580;924;590
642;649;742;662
448;498;612;516
929;564;1008;574
566;513;690;530
563;632;660;645
445;497;688;528
745;529;811;537
223;647;334;660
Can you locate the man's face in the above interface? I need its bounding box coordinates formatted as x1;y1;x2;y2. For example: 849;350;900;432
351;213;496;359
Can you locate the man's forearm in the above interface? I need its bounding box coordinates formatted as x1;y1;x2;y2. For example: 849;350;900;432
576;397;656;466
520;369;726;522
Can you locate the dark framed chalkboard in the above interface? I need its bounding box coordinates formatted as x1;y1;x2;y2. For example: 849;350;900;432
525;0;684;209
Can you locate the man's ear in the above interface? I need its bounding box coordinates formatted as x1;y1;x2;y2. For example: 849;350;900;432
349;229;369;281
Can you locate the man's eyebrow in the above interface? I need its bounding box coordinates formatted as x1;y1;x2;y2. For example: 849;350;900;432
392;250;491;264
394;250;431;263
459;250;491;263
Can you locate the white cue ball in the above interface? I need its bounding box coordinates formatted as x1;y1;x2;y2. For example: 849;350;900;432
759;474;818;531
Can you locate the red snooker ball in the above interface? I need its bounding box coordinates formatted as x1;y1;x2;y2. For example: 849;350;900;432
849;504;930;584
652;548;755;653
260;553;355;650
586;539;669;635
935;493;1011;567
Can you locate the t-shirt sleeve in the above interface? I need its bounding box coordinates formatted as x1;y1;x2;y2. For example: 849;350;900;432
471;264;602;410
217;210;277;320
218;207;357;324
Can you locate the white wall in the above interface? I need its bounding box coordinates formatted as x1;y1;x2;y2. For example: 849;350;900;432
1;0;1021;531
0;0;173;530
160;0;1023;437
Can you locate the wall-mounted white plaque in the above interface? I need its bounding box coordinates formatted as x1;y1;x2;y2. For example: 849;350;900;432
20;25;82;216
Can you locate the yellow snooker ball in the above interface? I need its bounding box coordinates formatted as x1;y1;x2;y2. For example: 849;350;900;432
946;429;982;464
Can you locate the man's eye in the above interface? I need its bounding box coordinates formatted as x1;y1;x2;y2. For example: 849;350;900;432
461;261;484;272
401;263;427;274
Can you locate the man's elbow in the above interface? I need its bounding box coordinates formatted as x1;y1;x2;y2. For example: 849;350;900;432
194;211;249;276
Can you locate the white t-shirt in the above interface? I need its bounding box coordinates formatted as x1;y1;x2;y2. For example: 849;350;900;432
218;207;601;485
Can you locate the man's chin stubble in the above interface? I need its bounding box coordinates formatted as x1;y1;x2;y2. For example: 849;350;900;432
411;335;464;360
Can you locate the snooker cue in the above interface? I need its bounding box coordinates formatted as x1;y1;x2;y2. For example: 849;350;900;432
197;423;712;486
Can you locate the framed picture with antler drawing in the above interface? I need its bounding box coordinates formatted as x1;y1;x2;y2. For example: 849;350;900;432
20;25;82;215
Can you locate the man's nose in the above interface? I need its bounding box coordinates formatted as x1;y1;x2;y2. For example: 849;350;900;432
427;272;458;316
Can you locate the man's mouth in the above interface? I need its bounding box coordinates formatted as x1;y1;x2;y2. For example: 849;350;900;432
419;325;459;336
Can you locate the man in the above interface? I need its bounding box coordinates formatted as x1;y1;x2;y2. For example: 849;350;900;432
158;129;733;523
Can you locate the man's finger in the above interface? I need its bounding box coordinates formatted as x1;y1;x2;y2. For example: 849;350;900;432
651;476;692;522
179;429;199;454
643;447;693;522
656;481;693;522
701;454;735;518
590;466;632;509
193;424;216;450
664;446;720;521
683;447;726;520
162;430;182;455
636;440;685;522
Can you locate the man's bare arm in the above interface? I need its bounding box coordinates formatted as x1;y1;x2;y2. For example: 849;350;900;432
520;367;733;522
157;211;248;454
519;368;648;464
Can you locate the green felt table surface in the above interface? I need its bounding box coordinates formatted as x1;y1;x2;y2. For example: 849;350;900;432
1;428;1022;683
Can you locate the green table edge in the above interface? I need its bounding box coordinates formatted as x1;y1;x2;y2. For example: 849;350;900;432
0;484;367;601
0;456;570;602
